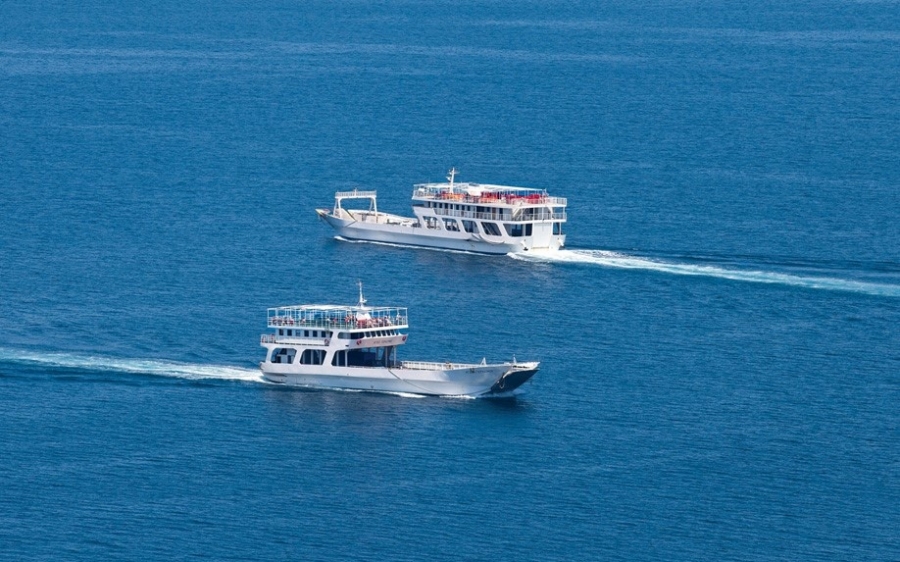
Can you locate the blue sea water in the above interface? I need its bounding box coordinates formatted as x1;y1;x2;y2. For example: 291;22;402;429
1;0;899;560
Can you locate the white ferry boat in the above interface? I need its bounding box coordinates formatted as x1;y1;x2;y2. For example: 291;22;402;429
316;169;567;254
259;285;539;396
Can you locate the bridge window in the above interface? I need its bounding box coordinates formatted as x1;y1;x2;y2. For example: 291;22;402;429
271;348;296;364
481;222;501;236
332;350;349;366
504;224;524;237
300;349;325;365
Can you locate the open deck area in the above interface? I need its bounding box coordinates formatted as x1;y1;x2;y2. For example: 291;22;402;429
412;183;566;207
267;305;408;330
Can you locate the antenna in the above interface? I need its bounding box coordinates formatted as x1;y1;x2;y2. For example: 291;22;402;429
357;280;367;308
447;167;457;190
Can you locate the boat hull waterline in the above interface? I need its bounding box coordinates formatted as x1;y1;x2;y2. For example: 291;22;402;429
318;210;527;255
260;361;539;397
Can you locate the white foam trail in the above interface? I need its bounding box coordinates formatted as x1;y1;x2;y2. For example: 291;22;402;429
512;250;900;297
0;348;265;383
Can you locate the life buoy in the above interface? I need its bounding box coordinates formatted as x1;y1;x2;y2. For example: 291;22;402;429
401;335;407;342
324;338;330;345
356;339;362;346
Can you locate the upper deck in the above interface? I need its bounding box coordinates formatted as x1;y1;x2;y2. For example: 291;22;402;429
412;182;567;208
267;304;408;331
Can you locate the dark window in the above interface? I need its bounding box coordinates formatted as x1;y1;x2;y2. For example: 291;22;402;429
443;218;460;232
300;349;325;365
504;224;524;237
332;350;348;366
462;220;478;233
271;348;296;364
481;222;501;236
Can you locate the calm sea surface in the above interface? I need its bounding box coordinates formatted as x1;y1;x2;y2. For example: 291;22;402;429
2;1;899;560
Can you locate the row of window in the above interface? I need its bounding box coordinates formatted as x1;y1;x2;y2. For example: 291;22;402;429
337;329;399;339
331;348;395;368
277;328;401;339
427;201;565;222
425;216;534;237
278;329;333;338
271;348;326;365
270;347;396;367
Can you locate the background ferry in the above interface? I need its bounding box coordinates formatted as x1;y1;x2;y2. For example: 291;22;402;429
316;169;567;254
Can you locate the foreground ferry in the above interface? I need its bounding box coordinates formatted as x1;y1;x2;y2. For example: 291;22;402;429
316;169;567;254
259;286;539;396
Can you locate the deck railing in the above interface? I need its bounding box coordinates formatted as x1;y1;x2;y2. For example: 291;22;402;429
413;191;567;207
335;190;377;199
400;360;486;371
430;208;567;222
267;306;408;331
267;317;408;330
260;334;329;345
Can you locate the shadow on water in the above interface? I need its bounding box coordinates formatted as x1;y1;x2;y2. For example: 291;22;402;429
260;383;533;428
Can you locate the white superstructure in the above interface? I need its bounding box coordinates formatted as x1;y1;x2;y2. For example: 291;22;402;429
259;284;539;396
316;168;567;254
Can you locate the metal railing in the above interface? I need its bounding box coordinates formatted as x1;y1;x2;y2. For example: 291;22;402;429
431;208;567;222
335;190;377;199
400;360;485;371
267;317;408;330
267;306;408;331
413;191;567;207
260;334;330;345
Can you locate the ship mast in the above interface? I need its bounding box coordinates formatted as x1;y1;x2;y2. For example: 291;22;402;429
357;280;367;308
447;167;457;193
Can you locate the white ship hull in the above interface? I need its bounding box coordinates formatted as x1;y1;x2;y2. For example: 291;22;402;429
316;174;567;255
319;211;532;255
260;285;541;397
260;360;538;397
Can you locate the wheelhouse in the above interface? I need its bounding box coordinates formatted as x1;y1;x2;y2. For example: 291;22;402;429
261;302;409;368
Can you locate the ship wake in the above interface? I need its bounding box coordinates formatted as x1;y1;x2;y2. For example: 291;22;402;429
511;249;900;297
0;349;496;399
0;348;265;383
